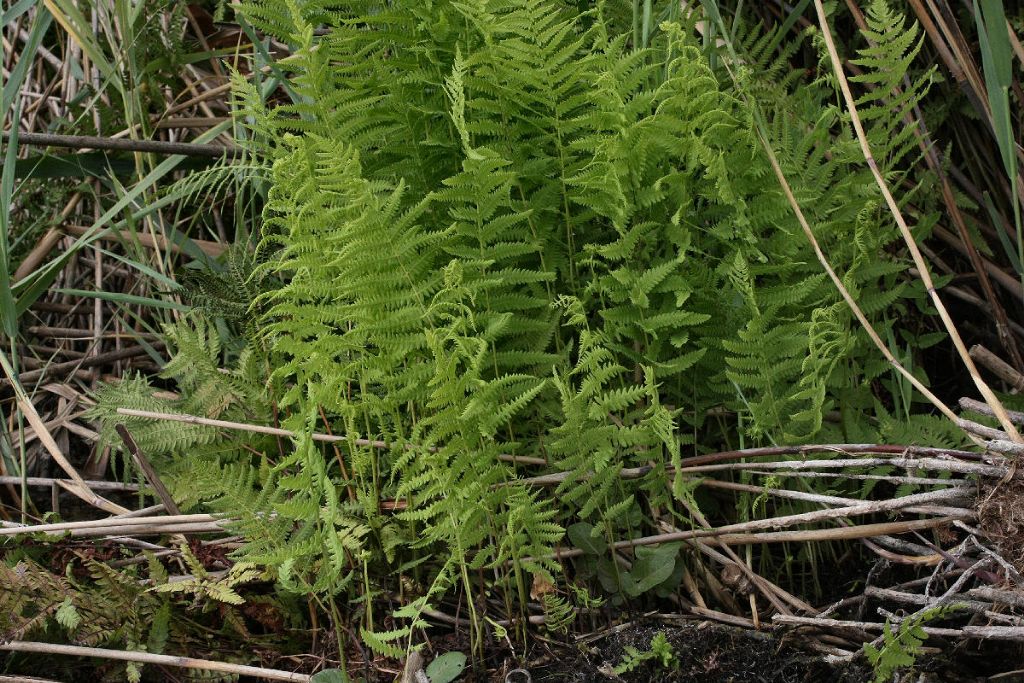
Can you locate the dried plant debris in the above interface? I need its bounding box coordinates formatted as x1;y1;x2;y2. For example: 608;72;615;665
978;478;1024;572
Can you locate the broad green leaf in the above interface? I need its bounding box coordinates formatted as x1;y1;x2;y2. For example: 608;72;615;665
425;652;467;683
625;542;680;596
310;670;351;683
567;522;606;555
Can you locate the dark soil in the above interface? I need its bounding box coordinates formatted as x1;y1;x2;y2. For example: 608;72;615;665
514;622;871;683
492;620;1024;683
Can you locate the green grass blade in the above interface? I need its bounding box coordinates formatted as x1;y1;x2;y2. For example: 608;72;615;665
52;288;189;311
2;0;38;26
11;120;233;314
0;121;20;339
974;0;1016;180
973;0;1021;292
95;246;180;290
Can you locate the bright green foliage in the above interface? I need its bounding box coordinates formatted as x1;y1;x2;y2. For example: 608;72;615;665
864;604;963;682
425;651;468;683
92;0;964;656
613;631;677;675
153;542;266;605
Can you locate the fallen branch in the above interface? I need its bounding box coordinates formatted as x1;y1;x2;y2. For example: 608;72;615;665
676;457;1003;477
961;397;1024;425
2;345;161;387
0;476;137;491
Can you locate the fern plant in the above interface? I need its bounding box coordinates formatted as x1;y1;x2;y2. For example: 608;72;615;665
864;604;964;682
89;0;965;659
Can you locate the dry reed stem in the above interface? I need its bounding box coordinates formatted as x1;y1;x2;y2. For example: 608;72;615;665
773;614;1024;642
811;0;1022;442
115;424;181;515
0;357;127;514
0;641;309;682
0;513;218;536
0;475;137;491
527;516;956;564
676;457;1003;477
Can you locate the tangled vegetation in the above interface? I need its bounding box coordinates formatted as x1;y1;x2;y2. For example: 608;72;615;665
2;0;1024;681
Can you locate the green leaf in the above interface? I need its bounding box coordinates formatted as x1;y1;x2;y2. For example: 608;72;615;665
567;522;606;555
426;652;467;683
625;543;680;596
147;601;171;655
311;669;351;683
55;597;81;630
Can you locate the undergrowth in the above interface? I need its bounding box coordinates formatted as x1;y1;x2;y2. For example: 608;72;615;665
74;0;976;669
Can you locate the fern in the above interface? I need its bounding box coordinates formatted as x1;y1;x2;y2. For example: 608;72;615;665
87;0;965;647
864;604;963;682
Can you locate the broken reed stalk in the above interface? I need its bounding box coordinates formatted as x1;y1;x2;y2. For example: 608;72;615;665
1;344;158;386
675;457;1003;477
0;353;128;515
811;0;1022;442
120;408;999;481
698;478;973;517
0;513;219;536
970;344;1024;392
961;396;1024;424
0;641;309;682
745;471;976;487
115;424;181;515
525;516;957;564
772;614;1024;642
0;476;137;491
61;523;222;538
1;131;242;158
